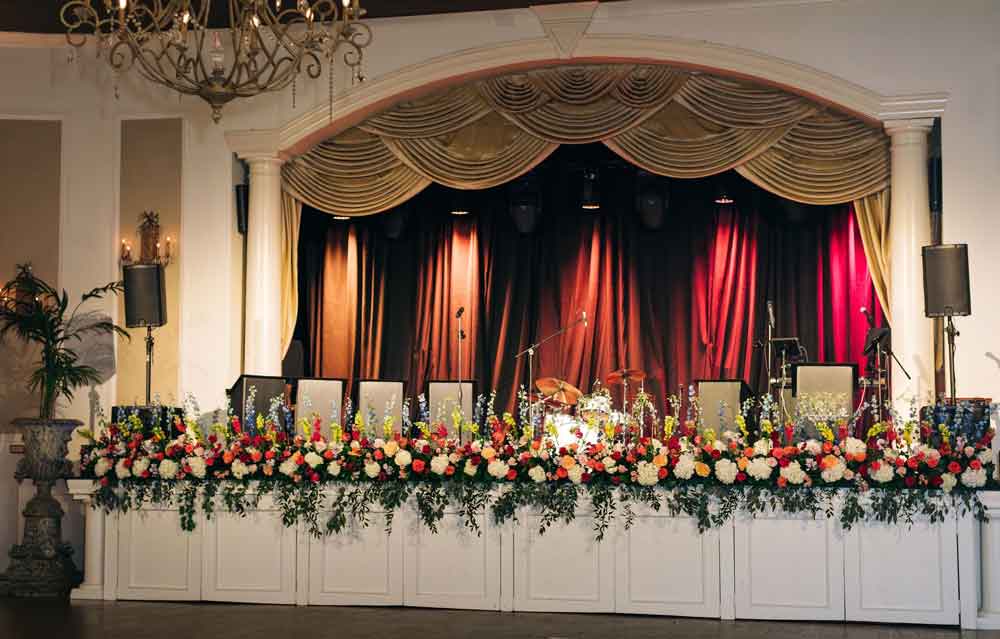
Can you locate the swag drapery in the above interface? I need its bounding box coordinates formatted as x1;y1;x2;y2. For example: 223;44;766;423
294;159;885;412
279;64;894;351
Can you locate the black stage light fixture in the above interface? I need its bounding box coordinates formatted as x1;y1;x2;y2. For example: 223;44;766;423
581;168;601;211
508;175;542;234
635;170;669;230
714;184;734;205
450;191;471;216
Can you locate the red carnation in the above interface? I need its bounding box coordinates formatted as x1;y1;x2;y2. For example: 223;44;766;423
412;459;426;474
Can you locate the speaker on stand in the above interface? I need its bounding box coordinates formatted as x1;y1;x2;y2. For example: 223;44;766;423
123;263;167;405
922;244;971;403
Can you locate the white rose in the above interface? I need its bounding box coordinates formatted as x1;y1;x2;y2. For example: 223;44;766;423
487;459;509;479
636;461;659;486
842;437;867;457
870;462;895;484
304;452;324;469
601;457;617;474
712;440;726;452
941;472;958;493
463;459;478;477
314;440;327;453
279;457;298;477
448;452;462;464
93;457;112;478
187;456;207;479
714;458;738;485
674;454;696;480
977;450;994;466
528;465;546;483
231;459;249;480
820;457;846;483
747;457;773;481
753;438;772;457
430;454;449;476
961;466;987;488
327;461;341;477
394;450;412;468
132;457;150;477
779;461;806;485
115;459;131;480
364;461;381;478
804;439;822;456
158;458;178;479
568;465;584;485
965;446;976;458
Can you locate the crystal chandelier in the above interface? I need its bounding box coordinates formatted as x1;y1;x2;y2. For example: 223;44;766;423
60;0;371;123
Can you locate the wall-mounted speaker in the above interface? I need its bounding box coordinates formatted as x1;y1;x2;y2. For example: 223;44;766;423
123;263;166;328
235;183;249;235
922;244;971;317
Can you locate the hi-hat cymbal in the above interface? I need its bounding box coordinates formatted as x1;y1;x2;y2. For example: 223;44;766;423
534;377;583;406
605;368;647;386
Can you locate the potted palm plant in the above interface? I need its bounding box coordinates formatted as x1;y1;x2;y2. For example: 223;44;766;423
0;263;127;597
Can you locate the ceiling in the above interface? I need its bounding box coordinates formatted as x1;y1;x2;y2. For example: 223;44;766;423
1;1;612;34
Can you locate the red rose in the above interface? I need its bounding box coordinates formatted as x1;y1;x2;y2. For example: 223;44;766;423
612;451;622;461
323;449;334;460
736;471;747;482
100;477;109;487
971;459;983;471
310;472;320;483
710;449;721;460
422;445;432;455
611;475;621;485
123;458;133;468
412;459;426;474
581;472;591;483
657;467;668;480
445;465;455;476
948;461;962;474
506;468;517;481
930;475;943;487
904;475;917;488
374;450;384;461
556;467;568;479
471;455;482;466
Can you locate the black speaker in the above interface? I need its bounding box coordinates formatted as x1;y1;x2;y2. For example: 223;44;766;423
235;183;249;235
123;263;166;328
922;244;971;317
928;157;942;213
229;375;288;430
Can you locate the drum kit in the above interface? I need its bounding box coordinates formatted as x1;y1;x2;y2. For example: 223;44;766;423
529;367;648;422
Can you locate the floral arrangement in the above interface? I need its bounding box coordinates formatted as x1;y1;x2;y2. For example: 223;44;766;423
78;391;998;540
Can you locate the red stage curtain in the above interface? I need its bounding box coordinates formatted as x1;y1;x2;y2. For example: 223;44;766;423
295;157;883;413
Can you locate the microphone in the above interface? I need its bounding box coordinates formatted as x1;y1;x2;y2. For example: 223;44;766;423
766;300;776;330
860;306;875;328
455;306;465;319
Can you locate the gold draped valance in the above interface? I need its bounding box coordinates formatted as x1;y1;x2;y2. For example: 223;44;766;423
282;64;890;215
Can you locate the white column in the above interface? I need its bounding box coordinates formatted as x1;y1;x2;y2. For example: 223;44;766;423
67;479;104;600
886;119;934;407
225;129;285;377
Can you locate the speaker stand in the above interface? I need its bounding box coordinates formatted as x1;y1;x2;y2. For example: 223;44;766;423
945;314;958;404
145;326;155;405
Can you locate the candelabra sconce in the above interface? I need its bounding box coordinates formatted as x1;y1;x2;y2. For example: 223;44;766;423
120;211;173;268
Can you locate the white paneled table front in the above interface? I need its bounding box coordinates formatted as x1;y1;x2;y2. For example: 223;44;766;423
66;481;997;627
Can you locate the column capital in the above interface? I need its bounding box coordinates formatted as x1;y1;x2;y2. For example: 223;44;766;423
225;128;284;163
884;118;934;137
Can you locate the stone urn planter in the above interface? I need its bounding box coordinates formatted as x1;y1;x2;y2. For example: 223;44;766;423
0;418;83;597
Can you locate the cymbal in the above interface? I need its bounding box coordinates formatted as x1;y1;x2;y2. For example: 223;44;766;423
534;377;583;406
605;368;647;386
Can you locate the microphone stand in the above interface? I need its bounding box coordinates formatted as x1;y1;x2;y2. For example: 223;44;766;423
515;313;587;437
457;313;466;419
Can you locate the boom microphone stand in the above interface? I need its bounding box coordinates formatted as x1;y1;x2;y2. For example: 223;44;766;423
515;311;588;435
456;306;466;417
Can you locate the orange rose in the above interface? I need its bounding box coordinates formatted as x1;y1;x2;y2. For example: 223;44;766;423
694;462;711;478
652;454;668;468
852;452;867;463
561;455;577;470
777;476;788;488
743;447;755;459
223;451;235;465
737;457;748;471
482;447;497;461
820;454;839;470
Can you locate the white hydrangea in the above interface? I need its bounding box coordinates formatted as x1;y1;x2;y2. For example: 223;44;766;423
394;450;413;468
487;459;509;479
870;461;895;484
231;459;250;480
752;438;772;457
114;459;131;480
93;457;112;478
941;472;957;493
463;459;478;477
746;457;773;481
567;465;584;485
842;437;867;457
780;460;806;485
636;460;659;486
327;461;341;477
714;458;738;485
279;457;298;477
528;465;546;483
187;456;207;479
820;457;847;483
961;466;988;488
430;454;449;475
303;452;323;469
364;461;381;478
132;457;150;477
673;454;696;480
158;458;179;480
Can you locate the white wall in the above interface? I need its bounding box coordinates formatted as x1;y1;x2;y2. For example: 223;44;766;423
0;0;997;416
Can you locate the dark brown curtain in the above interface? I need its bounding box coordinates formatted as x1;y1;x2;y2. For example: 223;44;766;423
294;144;883;412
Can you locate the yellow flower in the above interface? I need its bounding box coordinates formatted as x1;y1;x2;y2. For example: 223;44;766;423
694;462;711;478
383;440;399;457
652;453;668;468
482;446;497;461
561;455;577;470
737;457;748;471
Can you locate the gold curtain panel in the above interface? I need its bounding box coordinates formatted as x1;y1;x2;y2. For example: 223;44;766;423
282;63;889;216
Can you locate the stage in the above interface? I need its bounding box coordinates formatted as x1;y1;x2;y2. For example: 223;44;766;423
67;480;1000;628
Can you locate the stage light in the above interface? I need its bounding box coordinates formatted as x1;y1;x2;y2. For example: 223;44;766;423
333;215;350;221
714;186;734;205
581;169;601;211
450;192;471;216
